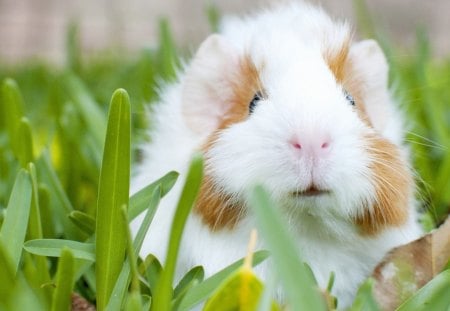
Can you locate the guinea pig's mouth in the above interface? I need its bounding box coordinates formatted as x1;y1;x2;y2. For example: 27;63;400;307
291;185;331;197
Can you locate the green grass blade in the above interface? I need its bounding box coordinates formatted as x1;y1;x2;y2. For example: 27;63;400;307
0;169;32;273
177;250;270;311
132;186;161;253
0;239;16;303
174;266;204;299
120;205;142;311
106;187;162;311
142;254;162;296
27;163;43;241
125;292;143;311
37;151;74;213
16;117;34;168
1;78;24;152
151;154;203;311
96;88;131;310
352;0;393;63
206;2;220;33
128;171;178;220
352;0;376;39
68;211;96;235
435;154;450;203
349;279;380;311
51;248;75;311
414;29;449;147
66;22;82;74
36;150;80;238
24;239;95;261
396;270;450;311
248;185;327;311
121;205;140;292
27;163;52;303
62;73;107;148
22;252;48;306
157;19;179;81
37;185;55;238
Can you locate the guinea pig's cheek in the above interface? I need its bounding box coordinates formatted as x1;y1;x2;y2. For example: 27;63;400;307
203;132;260;192
205;122;283;192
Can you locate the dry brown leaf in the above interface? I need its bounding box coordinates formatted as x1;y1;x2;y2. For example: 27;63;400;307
71;292;96;311
371;216;450;310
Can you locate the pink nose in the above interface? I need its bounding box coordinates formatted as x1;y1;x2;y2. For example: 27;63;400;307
290;136;331;156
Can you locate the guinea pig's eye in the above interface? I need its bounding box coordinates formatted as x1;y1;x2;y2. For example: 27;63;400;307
344;90;355;106
249;91;263;114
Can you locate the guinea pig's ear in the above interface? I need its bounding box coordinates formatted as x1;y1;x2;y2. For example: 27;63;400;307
347;40;394;135
182;34;239;134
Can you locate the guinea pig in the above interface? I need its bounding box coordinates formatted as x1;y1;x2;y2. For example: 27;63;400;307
131;2;422;308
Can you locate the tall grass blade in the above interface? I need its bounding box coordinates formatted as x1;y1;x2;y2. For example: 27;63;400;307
27;164;42;241
125;291;143;311
121;205;141;307
27;163;52;302
66;21;82;74
129;171;178;220
151;154;203;311
37;185;55;238
396;270;450;311
24;239;95;261
0;239;16;303
63;73;107;148
68;211;96;235
1;78;24;152
157;19;179;80
349;279;380;311
206;2;220;33
96;88;131;310
51;248;75;311
106;187;162;310
132;186;161;253
16;118;34;168
174;266;204;299
0;169;32;273
249;185;327;311
36;151;80;238
352;0;376;39
142;254;162;296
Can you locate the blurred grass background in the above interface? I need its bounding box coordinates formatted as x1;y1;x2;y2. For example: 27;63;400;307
1;2;449;226
0;0;449;309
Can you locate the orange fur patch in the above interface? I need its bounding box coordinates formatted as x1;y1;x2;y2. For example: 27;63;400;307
341;57;373;127
324;38;351;83
326;40;411;234
195;175;245;230
355;134;412;235
219;55;262;128
325;37;375;127
194;56;262;230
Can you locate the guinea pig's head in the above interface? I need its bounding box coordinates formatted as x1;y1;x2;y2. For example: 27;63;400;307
181;16;413;235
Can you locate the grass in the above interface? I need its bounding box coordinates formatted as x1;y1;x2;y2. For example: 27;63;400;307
0;2;449;310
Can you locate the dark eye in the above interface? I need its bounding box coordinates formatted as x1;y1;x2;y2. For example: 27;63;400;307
344;90;355;106
249;91;263;114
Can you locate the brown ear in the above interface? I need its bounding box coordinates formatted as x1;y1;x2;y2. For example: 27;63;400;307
182;34;239;134
346;40;392;133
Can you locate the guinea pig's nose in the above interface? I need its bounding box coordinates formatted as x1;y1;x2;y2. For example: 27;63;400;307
289;134;331;157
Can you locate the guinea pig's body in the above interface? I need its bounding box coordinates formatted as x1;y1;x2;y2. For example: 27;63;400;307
132;3;422;308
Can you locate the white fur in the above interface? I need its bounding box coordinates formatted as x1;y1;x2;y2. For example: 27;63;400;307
131;2;421;309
